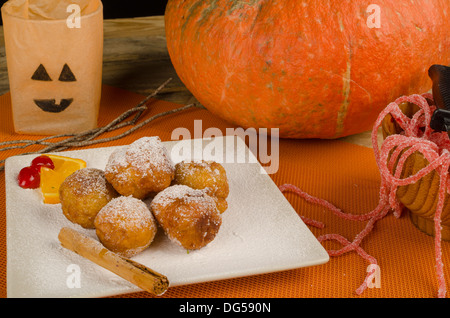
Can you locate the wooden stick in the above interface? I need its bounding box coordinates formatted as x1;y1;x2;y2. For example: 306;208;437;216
58;227;169;296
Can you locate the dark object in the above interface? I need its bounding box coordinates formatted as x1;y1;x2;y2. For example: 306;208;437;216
58;64;77;82
34;98;74;113
429;65;450;134
31;63;76;112
31;63;77;82
31;64;52;81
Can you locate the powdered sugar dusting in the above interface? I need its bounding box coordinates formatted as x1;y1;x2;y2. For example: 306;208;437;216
151;185;217;215
105;137;175;183
176;160;219;177
174;160;229;198
150;185;222;249
6;135;329;297
62;168;112;197
95;196;156;234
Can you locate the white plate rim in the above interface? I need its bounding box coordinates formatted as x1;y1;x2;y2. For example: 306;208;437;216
5;135;329;298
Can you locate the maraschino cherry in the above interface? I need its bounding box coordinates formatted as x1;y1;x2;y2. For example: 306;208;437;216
17;155;55;189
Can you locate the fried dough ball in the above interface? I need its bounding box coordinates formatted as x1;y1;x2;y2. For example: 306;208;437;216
211;196;228;214
151;185;222;250
94;196;157;258
105;137;175;199
173;160;229;213
59;168;119;229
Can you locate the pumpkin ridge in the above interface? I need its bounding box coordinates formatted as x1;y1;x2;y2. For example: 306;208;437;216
228;0;260;13
335;43;353;138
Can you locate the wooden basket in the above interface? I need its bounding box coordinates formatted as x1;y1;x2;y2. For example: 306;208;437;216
381;102;450;241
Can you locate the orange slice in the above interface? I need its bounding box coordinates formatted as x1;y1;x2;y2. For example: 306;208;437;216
40;154;87;204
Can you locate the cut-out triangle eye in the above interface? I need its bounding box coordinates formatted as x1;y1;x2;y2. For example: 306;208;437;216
31;64;52;81
58;64;76;82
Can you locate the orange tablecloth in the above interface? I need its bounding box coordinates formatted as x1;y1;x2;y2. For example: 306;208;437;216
1;85;449;298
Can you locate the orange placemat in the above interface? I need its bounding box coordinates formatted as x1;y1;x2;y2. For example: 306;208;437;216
0;85;449;298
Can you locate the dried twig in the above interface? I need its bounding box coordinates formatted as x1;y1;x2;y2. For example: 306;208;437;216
0;78;205;172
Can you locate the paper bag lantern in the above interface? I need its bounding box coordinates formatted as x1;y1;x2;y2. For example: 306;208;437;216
1;0;103;135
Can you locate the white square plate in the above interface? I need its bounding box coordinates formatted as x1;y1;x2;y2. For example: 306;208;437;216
5;135;329;298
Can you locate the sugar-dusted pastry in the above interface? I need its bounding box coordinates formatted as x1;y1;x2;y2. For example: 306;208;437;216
59;168;119;229
150;185;222;250
94;196;158;258
105;137;175;199
173;160;229;213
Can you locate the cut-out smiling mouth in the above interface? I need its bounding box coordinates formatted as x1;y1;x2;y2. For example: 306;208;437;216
34;98;73;113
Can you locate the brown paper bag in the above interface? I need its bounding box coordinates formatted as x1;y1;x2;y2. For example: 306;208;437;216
1;0;103;135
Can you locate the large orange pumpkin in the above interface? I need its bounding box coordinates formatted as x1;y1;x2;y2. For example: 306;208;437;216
165;0;450;139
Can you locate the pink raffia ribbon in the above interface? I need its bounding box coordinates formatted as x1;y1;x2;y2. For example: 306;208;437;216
280;93;449;298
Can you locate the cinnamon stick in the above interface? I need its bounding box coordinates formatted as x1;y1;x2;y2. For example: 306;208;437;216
58;227;169;296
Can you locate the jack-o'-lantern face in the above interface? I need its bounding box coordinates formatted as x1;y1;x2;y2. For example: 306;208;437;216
31;63;77;113
1;0;104;135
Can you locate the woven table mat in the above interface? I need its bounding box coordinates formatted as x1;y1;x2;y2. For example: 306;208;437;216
0;85;448;298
